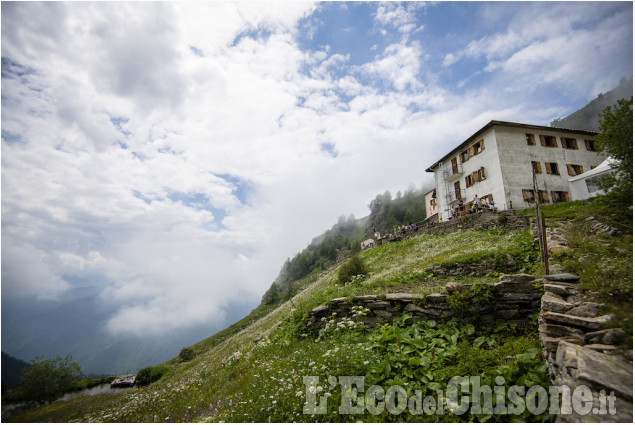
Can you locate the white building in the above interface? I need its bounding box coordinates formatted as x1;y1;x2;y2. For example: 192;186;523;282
426;121;606;222
568;157;615;200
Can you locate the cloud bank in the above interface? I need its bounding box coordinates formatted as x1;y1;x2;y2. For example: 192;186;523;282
2;2;632;342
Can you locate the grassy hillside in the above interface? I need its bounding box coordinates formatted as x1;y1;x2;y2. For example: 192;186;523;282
5;197;632;423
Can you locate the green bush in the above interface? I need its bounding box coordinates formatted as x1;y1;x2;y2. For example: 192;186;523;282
337;254;367;284
135;365;172;386
16;355;82;403
178;347;196;362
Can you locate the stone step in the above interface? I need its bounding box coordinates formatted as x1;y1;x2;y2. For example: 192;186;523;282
542;312;615;330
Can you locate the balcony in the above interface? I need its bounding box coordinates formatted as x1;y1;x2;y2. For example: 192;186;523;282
442;163;463;181
445;188;465;205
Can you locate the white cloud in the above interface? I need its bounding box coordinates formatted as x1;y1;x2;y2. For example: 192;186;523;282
1;1;631;342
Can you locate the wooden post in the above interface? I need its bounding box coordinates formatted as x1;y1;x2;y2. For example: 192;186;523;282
532;168;544;263
541;212;549;275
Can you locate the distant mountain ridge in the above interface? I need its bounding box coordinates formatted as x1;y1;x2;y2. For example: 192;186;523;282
1;351;29;390
551;76;633;131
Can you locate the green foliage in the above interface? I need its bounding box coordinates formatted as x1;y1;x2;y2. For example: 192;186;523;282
178;347;196;362
367;185;432;235
596;97;633;204
337;254;367;284
135;365;173;386
446;284;497;319
366;315;550;422
16;355;82;403
497;214;508;224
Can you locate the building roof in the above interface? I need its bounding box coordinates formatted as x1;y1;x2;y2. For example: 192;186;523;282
425;120;598;172
568;157;616;182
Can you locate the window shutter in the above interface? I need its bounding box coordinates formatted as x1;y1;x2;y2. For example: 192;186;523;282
560;137;567;148
572;139;578;149
536;162;542;173
540;135;546;146
567;164;574;176
545;162;552;174
551;192;557;203
479;139;485;151
468;146;474;158
522;190;531;202
472;170;479;182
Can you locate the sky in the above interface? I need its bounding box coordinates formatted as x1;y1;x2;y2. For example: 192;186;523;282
1;1;633;369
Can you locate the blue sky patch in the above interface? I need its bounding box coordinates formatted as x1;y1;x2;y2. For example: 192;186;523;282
1;129;23;145
167;191;228;230
216;174;251;206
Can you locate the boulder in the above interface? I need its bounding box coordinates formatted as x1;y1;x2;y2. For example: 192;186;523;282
444;281;463;294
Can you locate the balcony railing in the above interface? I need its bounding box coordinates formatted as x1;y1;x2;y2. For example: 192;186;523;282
445;188;465;204
442;163;463;181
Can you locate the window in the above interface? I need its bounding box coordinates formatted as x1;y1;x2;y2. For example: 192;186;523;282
451;158;459;174
585;140;597;152
460;149;470;163
454;181;462;201
545;162;559;175
522;190;548;203
531;161;542;174
551;191;569;203
526;134;536;146
540;135;558;147
476;167;486;181
522;189;535;202
466;167;486;188
473;139;485;154
561;137;578;149
585;176;602;193
566;164;584;176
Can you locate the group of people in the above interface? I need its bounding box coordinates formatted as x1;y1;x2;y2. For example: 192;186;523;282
393;223;420;235
450;194;495;219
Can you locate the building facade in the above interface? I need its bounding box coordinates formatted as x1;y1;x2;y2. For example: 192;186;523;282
426;121;606;222
423;188;439;223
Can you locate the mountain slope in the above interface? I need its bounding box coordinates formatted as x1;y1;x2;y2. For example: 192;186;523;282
551;76;633;131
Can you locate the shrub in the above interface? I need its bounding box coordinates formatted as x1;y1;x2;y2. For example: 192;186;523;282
135;365;172;386
337;254;367;285
178;347;196;362
16;355;82;403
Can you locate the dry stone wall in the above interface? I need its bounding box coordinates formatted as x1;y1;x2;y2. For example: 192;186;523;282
306;274;542;330
420;211;530;236
538;273;633;422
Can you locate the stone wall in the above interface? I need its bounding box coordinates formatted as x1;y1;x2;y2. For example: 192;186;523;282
306;274;541;330
420;211;530;236
538;273;633;422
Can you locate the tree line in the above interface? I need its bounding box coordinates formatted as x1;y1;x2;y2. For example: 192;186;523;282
261;183;433;307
